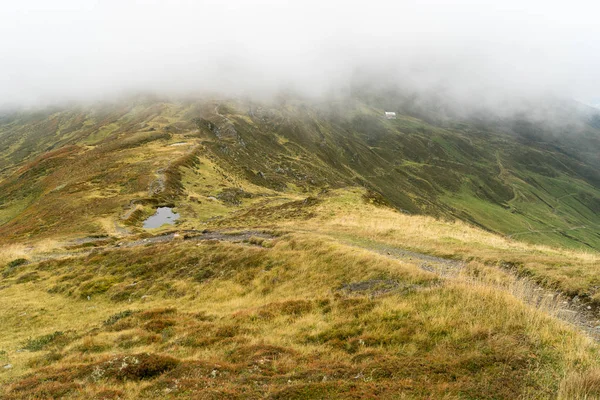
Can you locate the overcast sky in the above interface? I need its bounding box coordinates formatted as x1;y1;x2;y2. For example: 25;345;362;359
1;0;600;107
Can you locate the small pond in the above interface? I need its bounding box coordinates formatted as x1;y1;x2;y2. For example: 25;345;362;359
143;207;180;229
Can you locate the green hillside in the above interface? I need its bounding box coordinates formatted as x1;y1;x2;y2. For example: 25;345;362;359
2;95;600;399
1;95;599;249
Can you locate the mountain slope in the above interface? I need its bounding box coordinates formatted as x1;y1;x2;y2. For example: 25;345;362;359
1;96;599;249
1;189;600;399
2;96;600;399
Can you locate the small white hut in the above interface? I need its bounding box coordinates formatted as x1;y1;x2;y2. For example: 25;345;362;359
384;112;397;120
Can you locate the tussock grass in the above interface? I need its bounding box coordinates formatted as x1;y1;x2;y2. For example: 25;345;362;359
3;98;600;398
1;230;600;398
296;189;600;301
0;238;65;267
0;182;598;398
559;369;600;399
0;244;30;266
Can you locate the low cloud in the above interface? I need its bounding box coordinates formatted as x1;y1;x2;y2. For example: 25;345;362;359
2;0;600;111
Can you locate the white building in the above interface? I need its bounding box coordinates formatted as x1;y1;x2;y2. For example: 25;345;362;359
385;112;397;120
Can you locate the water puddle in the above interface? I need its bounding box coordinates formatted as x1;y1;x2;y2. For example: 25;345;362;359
143;207;180;229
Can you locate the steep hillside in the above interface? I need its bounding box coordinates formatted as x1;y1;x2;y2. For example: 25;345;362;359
1;96;599;249
2;95;600;399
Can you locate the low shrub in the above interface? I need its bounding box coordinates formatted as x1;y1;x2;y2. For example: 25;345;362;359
23;331;70;352
103;310;135;326
92;353;179;381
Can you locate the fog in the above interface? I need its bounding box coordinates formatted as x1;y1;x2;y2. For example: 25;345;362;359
2;0;600;110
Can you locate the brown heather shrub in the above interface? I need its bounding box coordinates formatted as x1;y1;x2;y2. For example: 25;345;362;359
4;364;93;399
227;344;297;365
91;388;125;399
26;351;64;368
143;318;176;333
91;353;179;381
140;307;177;320
117;330;161;349
237;299;315;321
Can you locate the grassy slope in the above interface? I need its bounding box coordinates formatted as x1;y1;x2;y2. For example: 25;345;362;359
1;197;600;399
1;97;599;248
2;193;600;398
295;190;600;301
1;97;600;398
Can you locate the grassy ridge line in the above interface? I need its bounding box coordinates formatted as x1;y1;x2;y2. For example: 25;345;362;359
2;186;598;308
1;232;600;398
2;97;600;249
284;189;600;303
2;186;599;312
0;134;198;241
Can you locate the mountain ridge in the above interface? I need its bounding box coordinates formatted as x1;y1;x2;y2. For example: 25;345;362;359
1;94;599;249
2;94;600;399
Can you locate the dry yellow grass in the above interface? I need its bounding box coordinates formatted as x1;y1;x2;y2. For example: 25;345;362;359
310;189;597;259
559;369;600;399
1;230;600;398
291;189;600;299
2;188;600;398
0;238;65;265
0;244;29;265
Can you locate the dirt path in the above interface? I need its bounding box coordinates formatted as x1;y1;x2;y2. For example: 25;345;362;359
115;230;275;248
508;223;590;239
495;152;597;246
337;236;600;341
148;142;200;197
148;165;168;196
16;227;600;343
496;151;520;207
24;230;276;263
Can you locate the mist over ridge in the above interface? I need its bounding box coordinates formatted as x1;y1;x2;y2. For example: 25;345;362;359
2;0;600;114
